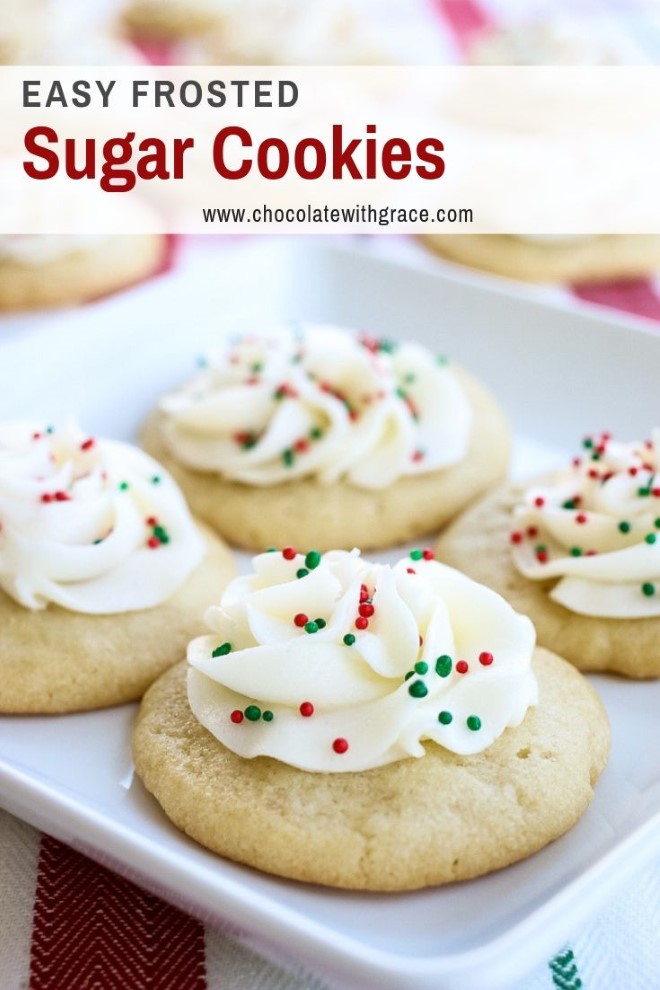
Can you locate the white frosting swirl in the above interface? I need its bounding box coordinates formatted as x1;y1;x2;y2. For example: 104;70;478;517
511;429;660;617
0;420;204;613
187;548;538;773
159;324;472;490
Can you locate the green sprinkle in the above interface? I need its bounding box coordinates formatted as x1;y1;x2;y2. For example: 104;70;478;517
93;538;103;545
251;362;263;373
305;550;321;570
304;621;319;634
245;705;261;722
638;486;651;497
212;642;232;657
619;521;631;534
436;355;448;366
118;481;129;491
583;438;593;449
404;372;416;384
408;680;428;699
309;426;323;440
435;655;452;677
262;710;274;722
642;582;656;596
438;711;453;725
535;544;547;554
655;518;660;529
409;548;424;561
562;499;576;510
151;475;161;485
296;568;309;579
266;547;277;552
378;339;396;354
153;525;169;543
591;452;601;461
396;387;407;401
467;715;482;731
315;617;327;629
570;547;583;557
343;633;356;646
404;670;414;681
282;449;295;467
414;661;429;674
45;425;54;434
646;533;657;544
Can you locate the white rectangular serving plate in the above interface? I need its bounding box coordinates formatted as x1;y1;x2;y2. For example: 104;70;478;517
1;240;659;990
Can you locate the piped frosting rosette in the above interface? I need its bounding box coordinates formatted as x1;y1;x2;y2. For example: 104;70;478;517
511;429;660;618
187;547;538;773
0;420;204;613
159;324;472;490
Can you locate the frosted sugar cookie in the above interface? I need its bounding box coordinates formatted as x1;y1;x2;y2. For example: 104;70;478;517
0;420;234;713
0;234;165;313
437;429;660;676
421;235;660;285
142;324;510;552
133;547;609;890
423;21;660;283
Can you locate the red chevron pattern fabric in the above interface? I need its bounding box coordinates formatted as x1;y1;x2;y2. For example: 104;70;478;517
29;836;206;990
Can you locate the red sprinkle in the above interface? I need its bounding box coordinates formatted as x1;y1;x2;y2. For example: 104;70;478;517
537;550;549;563
146;516;158;526
479;652;494;666
230;710;244;724
534;496;545;508
510;531;523;545
355;616;369;630
282;547;296;560
299;702;314;717
576;513;588;524
294;438;310;454
527;527;538;538
147;536;160;549
80;438;95;452
422;548;435;560
406;567;416;574
358;603;374;618
32;431;41;441
332;737;349;754
54;491;70;502
456;660;469;674
653;488;660;497
629;467;639;476
294;613;309;628
40;493;53;503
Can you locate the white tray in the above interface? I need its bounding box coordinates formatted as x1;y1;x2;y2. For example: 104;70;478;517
1;241;659;990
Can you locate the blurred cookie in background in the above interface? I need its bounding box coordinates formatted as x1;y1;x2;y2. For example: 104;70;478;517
124;0;388;63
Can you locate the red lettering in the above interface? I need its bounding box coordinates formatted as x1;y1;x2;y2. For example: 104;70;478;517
416;138;445;179
23;126;59;179
257;137;289;180
293;137;326;180
381;139;412;180
332;124;362;180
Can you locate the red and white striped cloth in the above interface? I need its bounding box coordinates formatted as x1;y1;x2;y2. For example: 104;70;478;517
2;805;660;990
